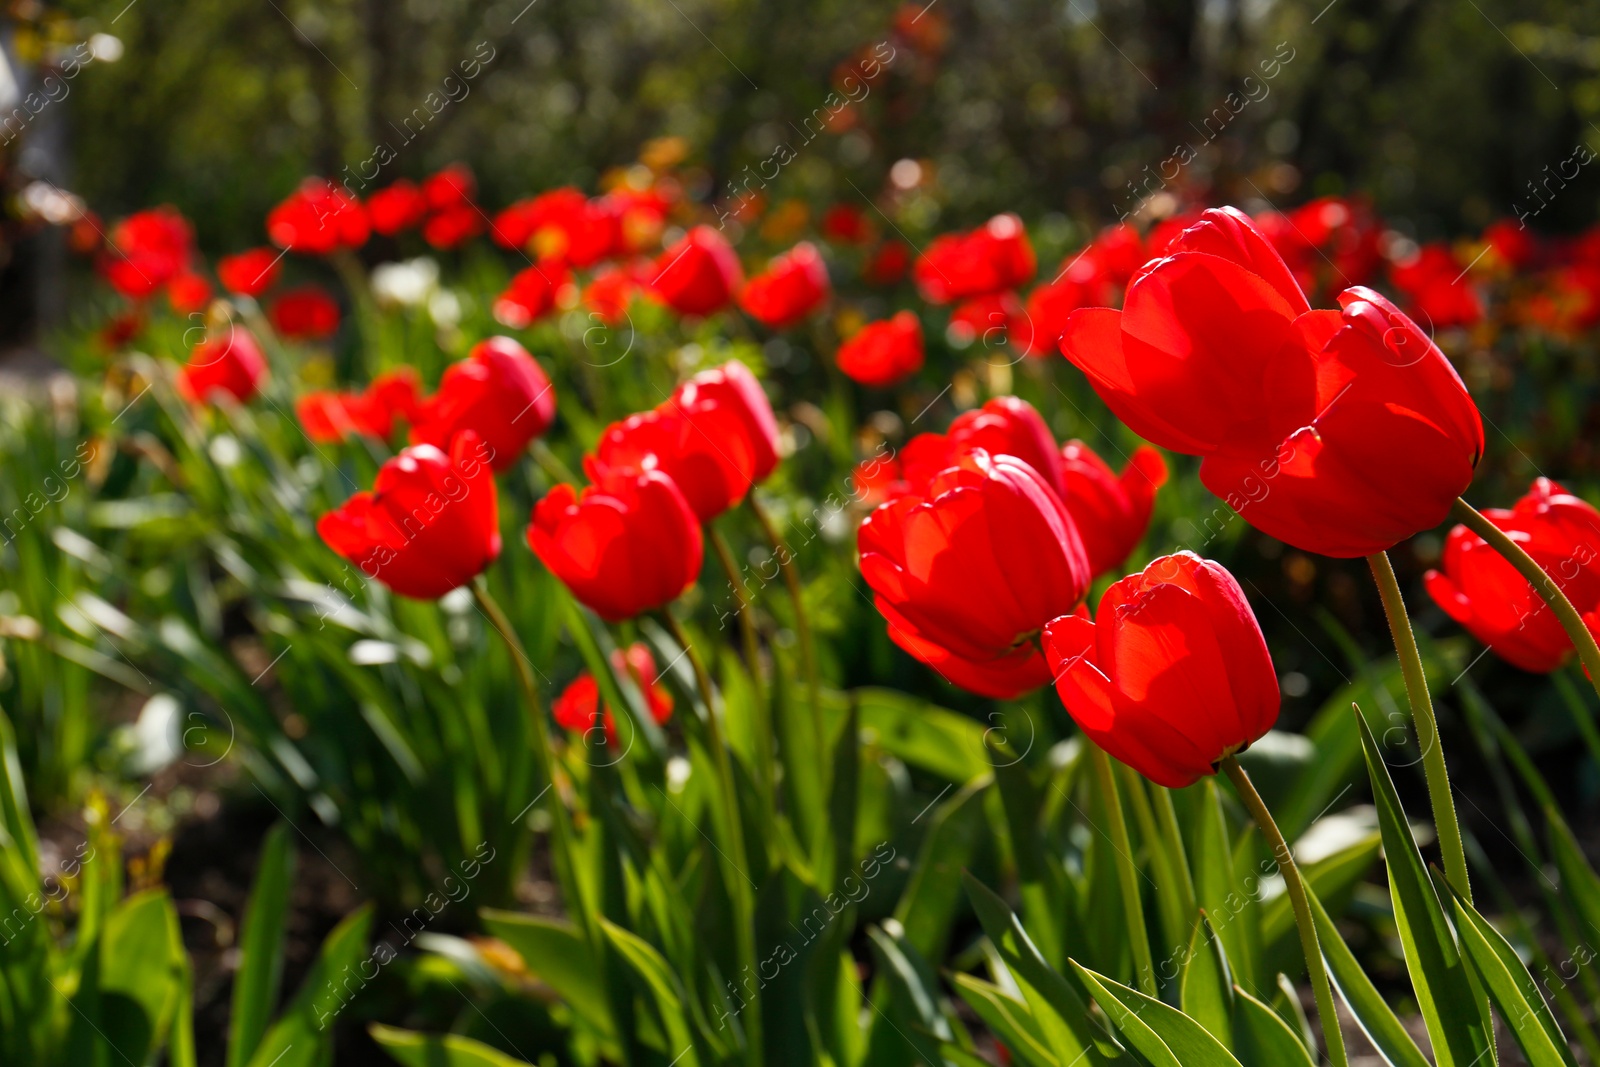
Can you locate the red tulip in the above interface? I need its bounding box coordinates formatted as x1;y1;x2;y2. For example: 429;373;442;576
528;470;704;621
365;180;429;236
586;360;780;522
822;204;871;244
178;326;268;404
166;272;212;314
99;207;193;299
217;248;282;297
1043;552;1279;787
422;164;475;209
552;643;675;745
411;336;557;472
604;187;671;254
269;285;341;340
863;240;910;286
740;242;831;328
651;225;744;316
858;448;1091;698
1060;442;1167;577
422;203;484;249
493;262;572;329
1060;206;1483;557
297;369;421;443
1389;244;1484;329
947;291;1031;355
267;179;369;255
836;311;923;387
945;396;1066;499
1425;479;1600;673
1483;219;1538;271
914;214;1035;304
582;264;643;326
318;432;501;599
493;189;620;267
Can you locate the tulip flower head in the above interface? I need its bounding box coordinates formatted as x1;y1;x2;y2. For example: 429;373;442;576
914;213;1036;304
1043;552;1280;788
268;179;369;255
365;180;429;236
298;369;421;444
529;470;704;622
858;448;1091;697
1426;479;1600;673
318;432;502;599
1060;206;1483;557
651;225;744;317
836;311;924;387
270;285;341;341
739;242;831;328
217;247;282;297
411;336;557;472
100;207;194;299
178;325;268;405
552;643;676;746
1059;442;1168;578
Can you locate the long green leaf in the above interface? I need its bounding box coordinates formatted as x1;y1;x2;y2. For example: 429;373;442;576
370;1024;534;1065
228;823;295;1067
1231;985;1314;1067
1179;912;1234;1047
1356;713;1493;1067
1070;961;1245;1067
480;909;612;1038
1307;888;1430;1067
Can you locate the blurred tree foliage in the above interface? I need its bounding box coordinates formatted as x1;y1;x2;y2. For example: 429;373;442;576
41;0;1600;246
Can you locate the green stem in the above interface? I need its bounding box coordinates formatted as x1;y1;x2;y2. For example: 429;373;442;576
1452;497;1600;697
660;609;764;1065
531;439;581;485
473;579;586;936
1221;755;1349;1067
1366;550;1471;902
747;493;825;764
1151;780;1199;932
708;525;774;812
1086;741;1158;998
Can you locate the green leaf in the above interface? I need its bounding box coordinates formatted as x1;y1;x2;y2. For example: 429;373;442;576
1260;828;1380;974
1356;714;1493;1067
1193;779;1257;991
893;779;986;963
1179;913;1234;1047
479;909;612;1038
228;823;295;1067
1446;884;1579;1067
1546;809;1600;945
247;904;374;1067
1306;889;1430;1067
598;919;701;1065
960;872;1120;1067
1070;961;1245;1067
853;688;991;783
948;973;1058;1067
1231;986;1314;1067
370;1024;534;1065
865;926;951;1062
99;889;187;1063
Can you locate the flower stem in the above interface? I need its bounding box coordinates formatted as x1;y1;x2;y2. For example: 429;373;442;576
1366;550;1472;902
472;579;586;935
1452;496;1600;697
1552;668;1600;769
659;608;764;1062
1221;755;1349;1067
1085;741;1159;998
708;524;774;812
747;493;825;761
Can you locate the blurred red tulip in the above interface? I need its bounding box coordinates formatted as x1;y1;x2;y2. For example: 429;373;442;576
217;247;282;297
1389;244;1483;328
863;240;910;286
1483;219;1538;271
677;359;783;483
411;336;557;472
1043;552;1279;788
422;203;485;249
651;226;743;316
365;180;429;236
582;264;643;325
267;179;369;255
493;262;572;328
99;207;194;299
422;164;475;209
914;214;1036;304
1060;442;1167;577
318;432;501;599
551;643;675;745
858;448;1091;697
297;369;421;443
947;291;1030;354
836;311;923;387
270;285;342;340
740;242;831;328
1061;206;1483;557
1426;479;1600;673
179;326;268;404
493;189;620;267
529;470;704;621
605;187;671;254
166;272;212;314
822;204;871;244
